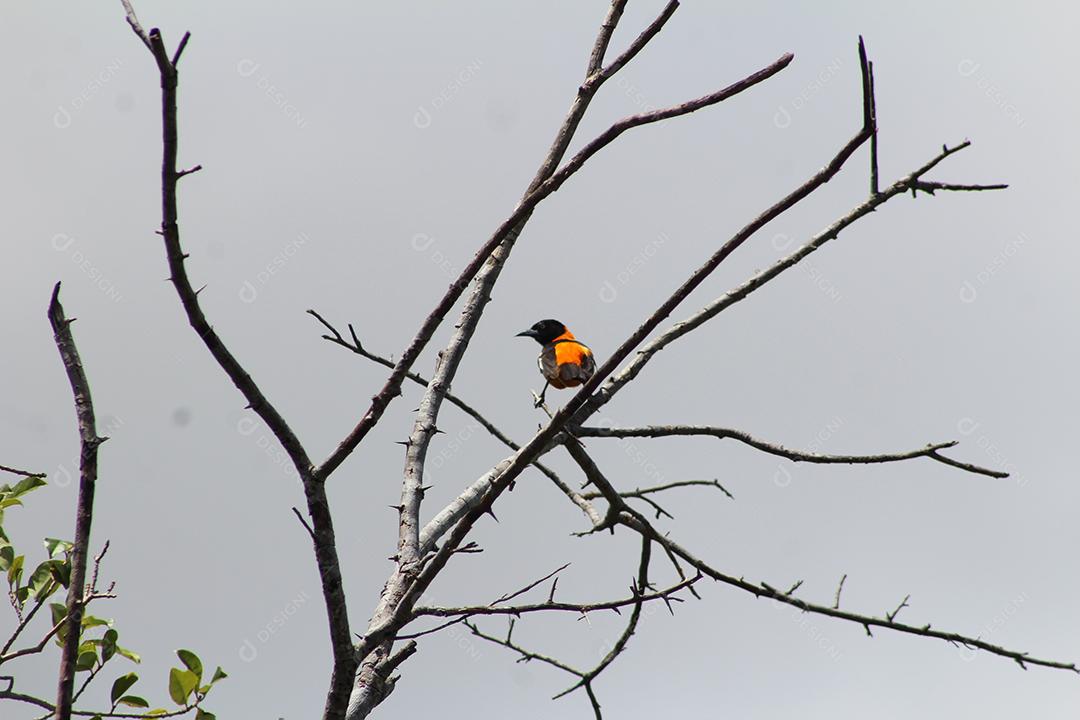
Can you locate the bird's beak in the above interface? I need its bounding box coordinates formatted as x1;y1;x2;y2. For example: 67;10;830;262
516;328;538;339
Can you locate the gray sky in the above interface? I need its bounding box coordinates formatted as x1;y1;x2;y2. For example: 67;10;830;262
4;1;1079;718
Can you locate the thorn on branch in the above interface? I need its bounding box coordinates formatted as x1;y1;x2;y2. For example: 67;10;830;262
176;163;202;179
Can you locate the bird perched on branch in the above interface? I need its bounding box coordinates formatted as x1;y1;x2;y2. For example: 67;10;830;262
516;319;596;407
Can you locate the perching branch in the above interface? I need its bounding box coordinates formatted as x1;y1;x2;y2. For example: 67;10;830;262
575;424;1007;478
47;283;106;720
307;310;601;523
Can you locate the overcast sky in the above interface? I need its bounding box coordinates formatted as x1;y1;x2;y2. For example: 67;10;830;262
4;1;1079;718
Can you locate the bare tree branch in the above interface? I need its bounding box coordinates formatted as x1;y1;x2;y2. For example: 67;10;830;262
575;424;1008;478
47;283;106;720
465;618;585;678
465;536;664;718
0;465;45;479
413;573;698;619
581;479;733;520
586;0;629;77
595;1;679;81
117;13;355;718
118;0;150;48
859;37;879;195
491;563;572;607
560;435;1078;678
576;141;1005;424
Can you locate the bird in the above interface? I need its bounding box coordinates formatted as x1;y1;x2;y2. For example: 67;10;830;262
516;319;596;407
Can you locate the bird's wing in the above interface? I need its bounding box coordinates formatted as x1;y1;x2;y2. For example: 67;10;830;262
539;345;561;384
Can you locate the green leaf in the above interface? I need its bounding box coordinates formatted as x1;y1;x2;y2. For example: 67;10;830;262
209;666;227;684
111;672;138;704
76;648;98;672
81;614;111;630
195;709;216;720
168;667;198;705
50;602;68;644
117;694;149;708
7;553;24;587
28;560;57;599
176;649;202;682
102;628;119;661
10;475;47;498
144;708;169;716
116;645;141;663
0;544;14;571
44;537;73;559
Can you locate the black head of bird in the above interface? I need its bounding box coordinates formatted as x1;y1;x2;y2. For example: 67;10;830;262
515;318;568;345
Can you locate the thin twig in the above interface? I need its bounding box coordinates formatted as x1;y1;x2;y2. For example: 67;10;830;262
595;1;680;81
886;594;911;622
859;37;879;195
575;425;1007;478
491;563;571;606
0;464;45;478
413;574;699;619
292;507;316;541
